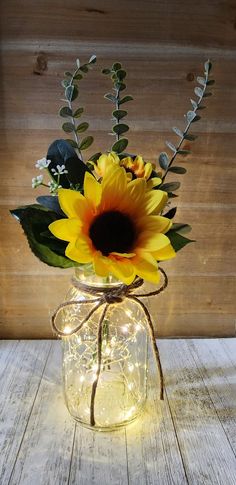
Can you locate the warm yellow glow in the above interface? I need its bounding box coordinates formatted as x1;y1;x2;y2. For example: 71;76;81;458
63;325;72;334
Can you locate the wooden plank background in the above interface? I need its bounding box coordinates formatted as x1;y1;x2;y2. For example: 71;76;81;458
0;0;235;338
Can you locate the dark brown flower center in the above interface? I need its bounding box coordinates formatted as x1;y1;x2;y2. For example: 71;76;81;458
89;210;137;256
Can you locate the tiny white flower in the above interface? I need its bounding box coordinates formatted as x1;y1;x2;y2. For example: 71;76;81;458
32;175;43;188
48;180;62;194
51;164;68;176
35;157;51;170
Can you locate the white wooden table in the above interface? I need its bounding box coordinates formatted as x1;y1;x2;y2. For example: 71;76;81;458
0;339;236;485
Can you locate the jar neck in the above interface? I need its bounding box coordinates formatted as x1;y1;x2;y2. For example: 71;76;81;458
74;264;121;288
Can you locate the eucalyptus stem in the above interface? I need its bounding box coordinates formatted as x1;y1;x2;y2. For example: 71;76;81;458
161;66;210;184
68;67;83;161
114;86;121;142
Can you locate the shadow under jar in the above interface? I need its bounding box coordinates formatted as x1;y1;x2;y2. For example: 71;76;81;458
61;265;149;431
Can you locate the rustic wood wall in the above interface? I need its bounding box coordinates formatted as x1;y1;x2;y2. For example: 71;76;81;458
0;0;236;338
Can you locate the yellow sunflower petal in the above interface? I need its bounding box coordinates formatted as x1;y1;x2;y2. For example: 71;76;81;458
138;215;172;235
111;252;136;258
49;218;82;242
100;166;127;210
152;242;176;261
93;252;110;277
65;241;93;264
132;253;160;284
110;258;135;285
58;188;90;219
125;178;146;209
144;162;152;179
146;177;162;190
143;189;168;215
139;233;172;252
84;172;102;207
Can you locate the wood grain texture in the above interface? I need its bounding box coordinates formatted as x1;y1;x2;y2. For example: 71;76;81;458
0;340;52;484
0;0;235;337
1;339;236;484
160;339;236;484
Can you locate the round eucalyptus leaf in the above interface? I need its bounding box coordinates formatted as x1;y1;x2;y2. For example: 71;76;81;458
62;122;74;133
112;124;129;135
59;106;72;118
76;122;89;133
79;136;94;150
73;107;84;118
112;138;128;153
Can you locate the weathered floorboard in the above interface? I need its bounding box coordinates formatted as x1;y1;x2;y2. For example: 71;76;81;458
160;339;236;485
8;341;75;485
0;341;51;484
189;339;236;457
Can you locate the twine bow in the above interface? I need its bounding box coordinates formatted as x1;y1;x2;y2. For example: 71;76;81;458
52;267;168;427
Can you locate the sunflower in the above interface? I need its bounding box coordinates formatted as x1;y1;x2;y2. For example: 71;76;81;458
49;165;175;284
89;152;120;178
121;155;153;180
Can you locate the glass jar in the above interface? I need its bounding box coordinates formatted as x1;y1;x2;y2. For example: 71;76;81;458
60;265;148;431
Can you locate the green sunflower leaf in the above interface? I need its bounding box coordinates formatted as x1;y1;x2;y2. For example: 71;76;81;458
172;223;192;235
167;230;195;252
112;138;128;153
163;207;177;219
10;206;75;268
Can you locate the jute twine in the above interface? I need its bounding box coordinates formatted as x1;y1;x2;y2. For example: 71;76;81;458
51;267;168;426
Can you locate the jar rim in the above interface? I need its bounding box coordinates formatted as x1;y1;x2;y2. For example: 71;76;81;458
74;264;121;288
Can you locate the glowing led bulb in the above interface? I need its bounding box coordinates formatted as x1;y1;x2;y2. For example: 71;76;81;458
105;346;111;356
80;375;85;383
128;383;134;390
128;363;134;373
122;325;128;333
125;310;132;318
63;325;72;335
